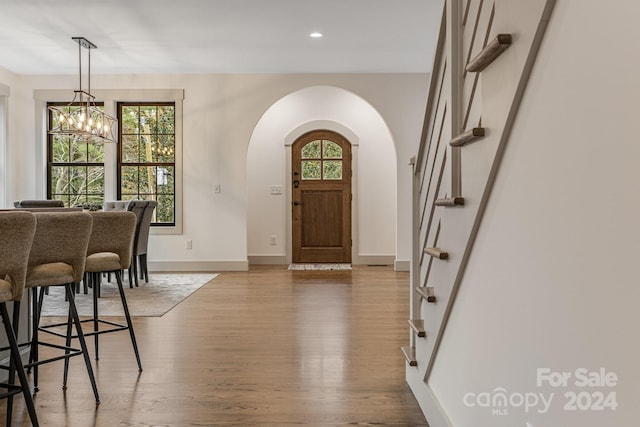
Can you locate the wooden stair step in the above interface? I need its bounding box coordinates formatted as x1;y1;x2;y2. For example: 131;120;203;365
435;197;465;207
424;247;448;260
449;127;485;147
408;319;426;337
416;286;436;303
401;346;417;366
466;34;513;72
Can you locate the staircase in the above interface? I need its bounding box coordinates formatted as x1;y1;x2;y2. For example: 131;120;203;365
403;0;557;424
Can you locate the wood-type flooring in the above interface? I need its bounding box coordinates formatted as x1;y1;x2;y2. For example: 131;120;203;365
1;265;427;426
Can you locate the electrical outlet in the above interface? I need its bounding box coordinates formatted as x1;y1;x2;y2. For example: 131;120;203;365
214;184;221;193
186;239;193;250
270;235;277;246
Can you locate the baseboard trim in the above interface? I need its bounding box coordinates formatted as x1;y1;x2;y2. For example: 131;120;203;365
394;259;410;271
405;375;453;427
355;255;396;266
248;255;397;266
148;260;249;272
248;255;287;265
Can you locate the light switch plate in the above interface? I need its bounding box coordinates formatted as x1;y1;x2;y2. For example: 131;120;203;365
270;185;282;195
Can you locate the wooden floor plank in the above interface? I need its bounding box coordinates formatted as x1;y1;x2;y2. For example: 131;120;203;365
2;265;427;426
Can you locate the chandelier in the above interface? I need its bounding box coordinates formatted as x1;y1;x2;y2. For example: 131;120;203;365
48;37;117;144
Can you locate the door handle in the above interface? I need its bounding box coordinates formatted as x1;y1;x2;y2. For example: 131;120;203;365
293;180;299;188
293;201;302;206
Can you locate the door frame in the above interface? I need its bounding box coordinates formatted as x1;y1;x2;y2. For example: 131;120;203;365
284;121;360;265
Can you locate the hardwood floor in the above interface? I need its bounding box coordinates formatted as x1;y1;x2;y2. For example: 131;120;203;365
2;265;427;426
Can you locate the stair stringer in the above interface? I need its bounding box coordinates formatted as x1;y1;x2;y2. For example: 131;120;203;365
405;0;557;425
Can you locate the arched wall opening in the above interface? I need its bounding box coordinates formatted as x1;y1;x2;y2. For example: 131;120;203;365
247;85;397;265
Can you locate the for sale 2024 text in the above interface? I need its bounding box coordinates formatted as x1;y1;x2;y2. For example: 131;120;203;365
537;368;618;412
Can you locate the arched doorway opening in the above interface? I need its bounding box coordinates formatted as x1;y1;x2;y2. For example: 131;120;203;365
246;86;397;266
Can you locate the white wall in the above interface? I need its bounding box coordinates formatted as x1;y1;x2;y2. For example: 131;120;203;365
0;72;11;208
247;85;397;264
1;73;428;270
428;1;639;426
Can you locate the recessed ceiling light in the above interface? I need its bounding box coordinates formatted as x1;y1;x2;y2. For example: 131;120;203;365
309;32;323;38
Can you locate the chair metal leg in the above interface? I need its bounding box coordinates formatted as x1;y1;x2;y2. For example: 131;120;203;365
1;303;39;427
92;273;100;360
62;309;72;389
132;255;139;287
128;265;134;288
139;254;149;283
29;287;40;391
115;270;143;371
65;284;100;404
6;301;20;425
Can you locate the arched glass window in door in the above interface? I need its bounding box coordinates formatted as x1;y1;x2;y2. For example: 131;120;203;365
301;140;343;180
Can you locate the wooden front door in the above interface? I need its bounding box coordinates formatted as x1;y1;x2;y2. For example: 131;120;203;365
292;130;352;263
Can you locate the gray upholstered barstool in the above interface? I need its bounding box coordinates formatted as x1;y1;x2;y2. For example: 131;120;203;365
0;211;39;426
24;212;100;404
79;211;142;371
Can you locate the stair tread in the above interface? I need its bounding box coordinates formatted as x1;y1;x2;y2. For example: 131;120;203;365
435;197;465;207
408;319;426;337
466;33;513;72
401;346;417;366
416;286;436;303
449;127;485;147
424;247;449;260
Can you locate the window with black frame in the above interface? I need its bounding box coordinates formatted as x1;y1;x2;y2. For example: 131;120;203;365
47;102;105;209
117;102;176;226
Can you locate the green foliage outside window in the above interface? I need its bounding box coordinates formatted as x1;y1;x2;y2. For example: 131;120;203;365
300;139;344;181
119;103;176;225
302;161;321;180
47;104;105;207
301;140;321;159
323;161;343;180
322;141;342;159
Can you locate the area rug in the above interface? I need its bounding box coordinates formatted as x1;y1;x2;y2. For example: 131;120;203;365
40;273;218;317
288;264;352;271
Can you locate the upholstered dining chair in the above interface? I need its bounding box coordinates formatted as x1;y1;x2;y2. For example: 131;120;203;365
24;211;100;404
0;211;39;427
79;211;142;371
134;200;157;284
102;200;128;211
126;200;148;287
13;199;64;208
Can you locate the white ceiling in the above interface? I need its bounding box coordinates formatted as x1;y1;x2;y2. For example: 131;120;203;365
0;0;443;75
